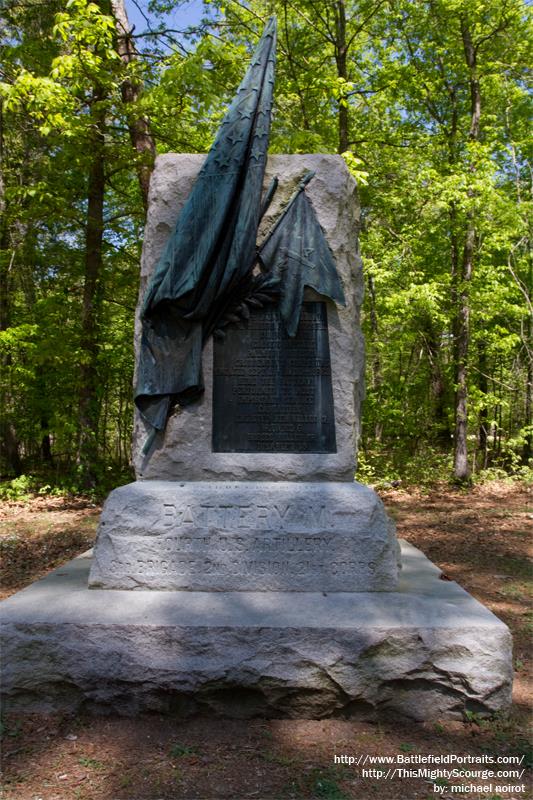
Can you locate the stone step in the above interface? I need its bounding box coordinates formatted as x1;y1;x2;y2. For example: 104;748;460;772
0;541;512;721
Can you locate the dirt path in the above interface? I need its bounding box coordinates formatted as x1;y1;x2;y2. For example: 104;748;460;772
1;481;531;800
0;495;99;601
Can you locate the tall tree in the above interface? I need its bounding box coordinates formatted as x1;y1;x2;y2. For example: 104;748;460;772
110;0;156;212
78;88;106;486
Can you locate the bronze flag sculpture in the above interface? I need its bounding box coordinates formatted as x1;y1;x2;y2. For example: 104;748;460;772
135;19;277;449
135;17;345;453
258;170;345;337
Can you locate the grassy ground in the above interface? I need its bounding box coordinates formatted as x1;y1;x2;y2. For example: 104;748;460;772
0;480;531;800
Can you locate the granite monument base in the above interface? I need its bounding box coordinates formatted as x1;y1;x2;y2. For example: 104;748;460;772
1;542;512;720
88;480;400;592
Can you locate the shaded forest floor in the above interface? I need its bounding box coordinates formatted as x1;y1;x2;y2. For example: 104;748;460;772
1;480;531;800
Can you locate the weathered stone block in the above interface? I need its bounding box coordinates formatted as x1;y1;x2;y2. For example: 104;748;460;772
0;542;513;720
88;480;399;591
133;153;364;482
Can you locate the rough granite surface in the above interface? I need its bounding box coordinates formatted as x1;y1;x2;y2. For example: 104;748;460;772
88;480;399;591
133;154;364;482
1;542;513;720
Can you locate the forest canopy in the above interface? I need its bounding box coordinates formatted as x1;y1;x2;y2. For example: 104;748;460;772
1;0;531;492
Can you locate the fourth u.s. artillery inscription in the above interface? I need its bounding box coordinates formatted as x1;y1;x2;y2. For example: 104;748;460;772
89;481;399;592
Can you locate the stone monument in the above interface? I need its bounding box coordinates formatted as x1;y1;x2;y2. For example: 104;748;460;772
0;19;513;720
87;152;399;594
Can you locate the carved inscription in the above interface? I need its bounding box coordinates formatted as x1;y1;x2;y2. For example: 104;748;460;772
160;501;335;531
108;556;373;579
105;496;379;585
212;302;336;452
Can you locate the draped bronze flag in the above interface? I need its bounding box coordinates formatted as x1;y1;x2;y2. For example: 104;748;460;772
135;19;277;447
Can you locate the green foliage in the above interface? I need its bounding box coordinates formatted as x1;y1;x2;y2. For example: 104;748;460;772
1;0;141;482
312;774;348;800
398;742;415;753
78;756;105;770
0;475;38;501
357;447;455;489
1;0;531;487
169;743;199;758
0;464;133;501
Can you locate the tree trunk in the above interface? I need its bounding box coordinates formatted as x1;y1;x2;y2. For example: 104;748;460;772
0;99;23;477
334;1;349;153
110;0;155;213
0;100;8;336
523;254;532;464
41;425;54;466
524;355;532;463
34;364;54;467
453;17;481;483
478;341;489;469
453;225;473;482
424;322;450;446
366;273;384;441
77;92;106;488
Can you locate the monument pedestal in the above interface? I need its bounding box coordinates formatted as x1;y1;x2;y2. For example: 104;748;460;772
88;480;399;592
1;541;512;720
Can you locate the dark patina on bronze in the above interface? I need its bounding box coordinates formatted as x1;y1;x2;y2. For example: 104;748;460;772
213;302;336;453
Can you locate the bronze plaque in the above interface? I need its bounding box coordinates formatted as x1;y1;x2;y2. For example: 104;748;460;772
213;302;336;453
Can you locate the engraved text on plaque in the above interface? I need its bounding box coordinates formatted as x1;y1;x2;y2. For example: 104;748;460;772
213;302;336;453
